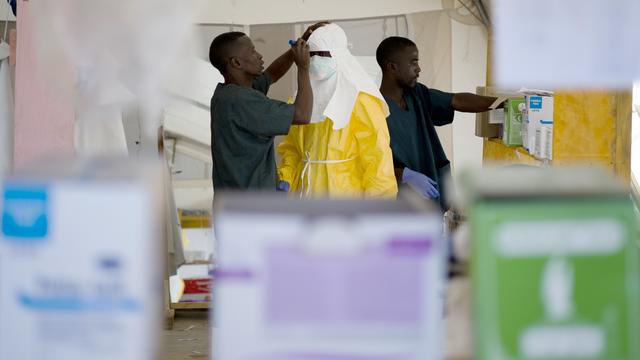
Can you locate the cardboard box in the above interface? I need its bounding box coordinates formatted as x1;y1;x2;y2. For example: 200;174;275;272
489;109;505;126
177;263;213;302
524;95;554;156
460;167;640;360
502;97;525;146
213;193;444;360
535;119;554;160
0;159;163;360
476;86;523;139
475;86;502;138
181;278;212;302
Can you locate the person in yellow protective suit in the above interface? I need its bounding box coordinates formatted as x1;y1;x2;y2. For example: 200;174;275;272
277;24;397;198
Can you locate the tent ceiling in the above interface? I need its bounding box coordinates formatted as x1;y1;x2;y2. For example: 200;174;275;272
442;0;491;27
480;0;492;22
195;0;444;25
0;1;491;27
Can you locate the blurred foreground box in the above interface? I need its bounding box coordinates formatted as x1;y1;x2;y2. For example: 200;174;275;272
213;192;445;360
0;158;164;360
460;167;640;360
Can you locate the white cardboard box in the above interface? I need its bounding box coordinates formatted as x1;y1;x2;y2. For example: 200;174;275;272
494;0;640;88
524;95;554;158
212;194;445;360
0;159;163;360
488;109;505;125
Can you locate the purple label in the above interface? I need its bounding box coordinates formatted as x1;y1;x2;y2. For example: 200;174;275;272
265;246;424;326
255;353;409;360
213;269;255;281
386;237;433;255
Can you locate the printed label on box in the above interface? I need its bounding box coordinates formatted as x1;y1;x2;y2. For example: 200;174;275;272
2;185;49;240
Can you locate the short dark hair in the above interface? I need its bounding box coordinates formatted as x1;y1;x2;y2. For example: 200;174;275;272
375;36;416;69
209;32;246;74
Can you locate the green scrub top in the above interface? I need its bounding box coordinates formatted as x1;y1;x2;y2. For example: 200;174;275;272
385;83;454;209
211;73;295;191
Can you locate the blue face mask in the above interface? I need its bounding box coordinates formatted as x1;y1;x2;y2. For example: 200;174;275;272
309;56;337;81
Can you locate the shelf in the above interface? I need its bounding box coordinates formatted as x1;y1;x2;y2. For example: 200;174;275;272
481;91;631;181
483;138;545;167
179;210;211;228
171;301;210;310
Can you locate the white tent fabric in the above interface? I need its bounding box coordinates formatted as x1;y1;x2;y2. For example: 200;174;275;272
73;67;136;156
196;0;442;25
163;100;211;151
74;106;129;156
356;56;383;87
165;57;223;108
0;1;15;21
0;41;13;173
162;58;221;164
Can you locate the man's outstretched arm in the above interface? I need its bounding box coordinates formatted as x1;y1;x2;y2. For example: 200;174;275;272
451;93;503;113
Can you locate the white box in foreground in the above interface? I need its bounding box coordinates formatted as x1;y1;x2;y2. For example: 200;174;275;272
0;159;163;360
213;194;445;360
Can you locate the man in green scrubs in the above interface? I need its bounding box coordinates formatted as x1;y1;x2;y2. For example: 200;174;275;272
209;23;326;191
377;36;500;210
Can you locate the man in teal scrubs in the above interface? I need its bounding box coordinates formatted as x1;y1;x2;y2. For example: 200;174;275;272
209;23;327;191
377;36;500;210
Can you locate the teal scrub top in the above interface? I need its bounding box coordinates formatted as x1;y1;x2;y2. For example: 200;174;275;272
385;83;454;209
211;73;295;191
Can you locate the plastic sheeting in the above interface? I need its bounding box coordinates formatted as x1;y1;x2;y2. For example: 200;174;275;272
0;41;13;173
14;0;75;166
74;106;129;156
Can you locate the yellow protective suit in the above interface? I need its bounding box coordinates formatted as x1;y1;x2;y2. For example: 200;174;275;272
278;92;398;198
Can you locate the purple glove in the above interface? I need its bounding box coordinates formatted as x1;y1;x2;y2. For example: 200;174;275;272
402;167;439;199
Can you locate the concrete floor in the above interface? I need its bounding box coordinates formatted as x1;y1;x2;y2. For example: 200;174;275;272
159;278;471;360
162;310;210;360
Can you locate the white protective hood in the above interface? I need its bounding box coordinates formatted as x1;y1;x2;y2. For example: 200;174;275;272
307;23;389;129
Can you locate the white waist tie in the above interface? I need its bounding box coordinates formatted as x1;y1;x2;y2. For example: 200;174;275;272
299;151;356;198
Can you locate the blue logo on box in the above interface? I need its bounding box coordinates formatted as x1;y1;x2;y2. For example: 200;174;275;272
529;96;543;109
2;186;49;240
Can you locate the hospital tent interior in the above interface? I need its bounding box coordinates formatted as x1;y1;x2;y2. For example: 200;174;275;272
1;0;639;359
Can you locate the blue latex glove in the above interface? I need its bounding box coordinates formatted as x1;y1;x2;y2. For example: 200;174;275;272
277;181;290;192
402;167;439;199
